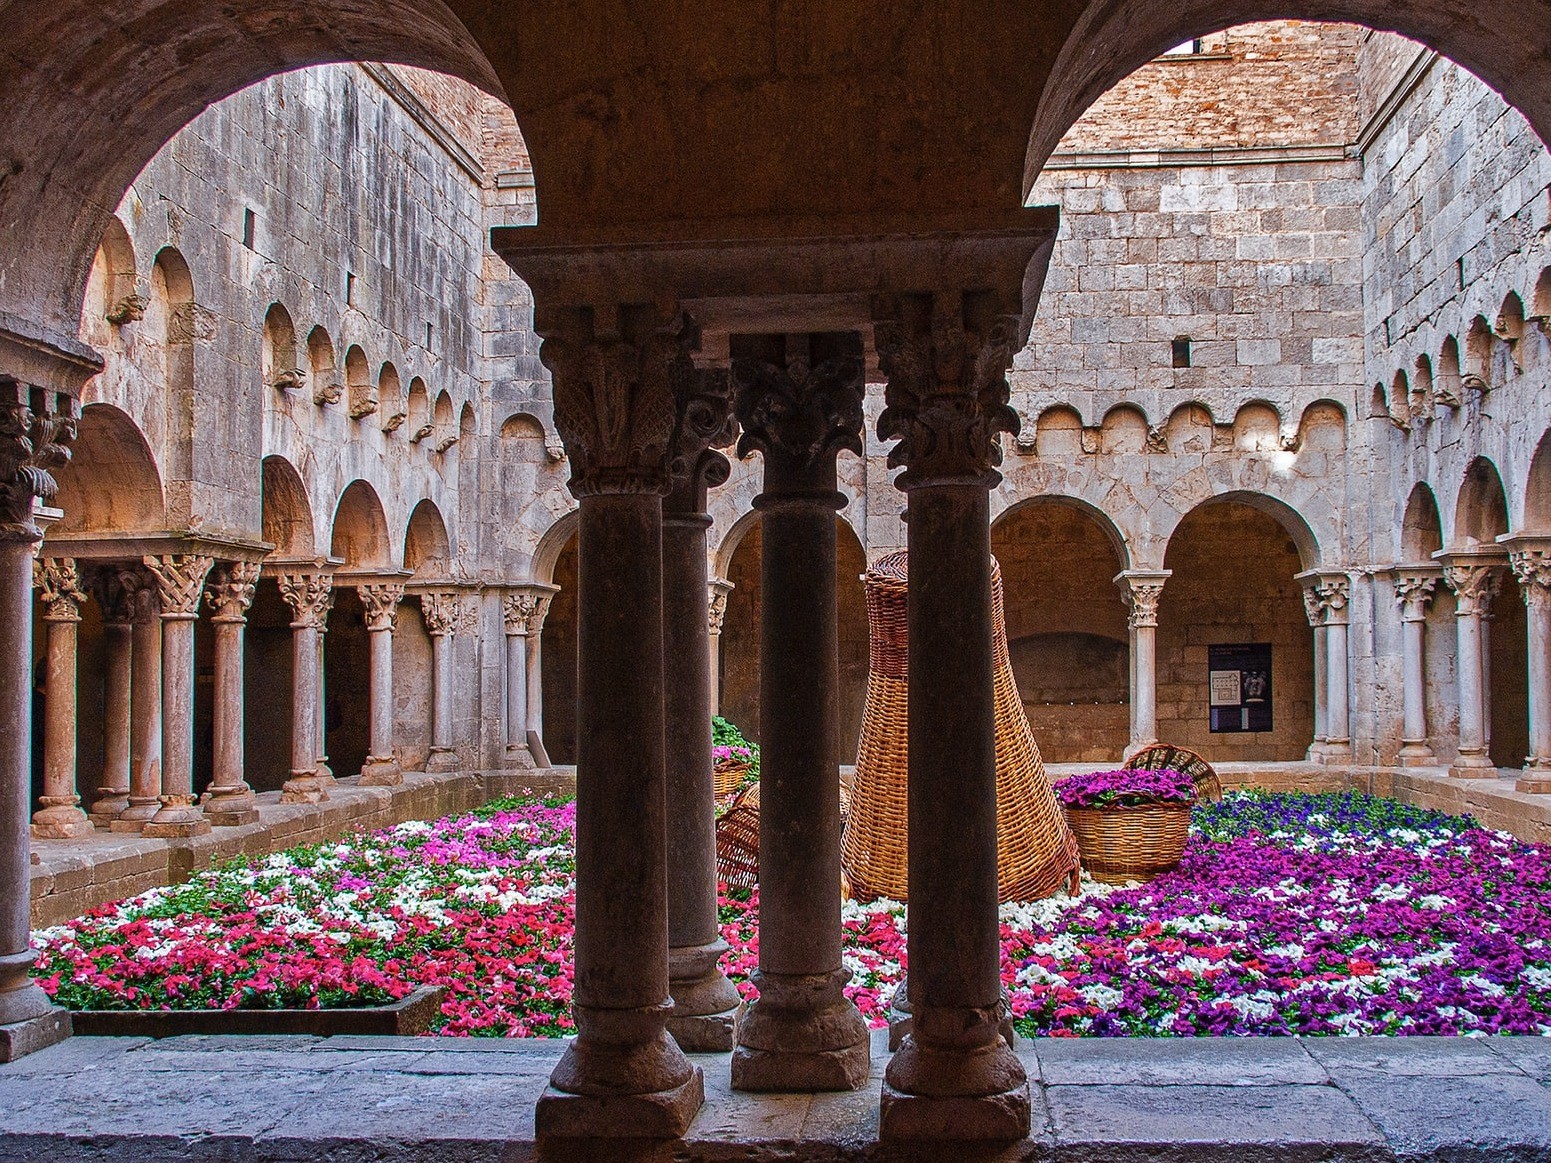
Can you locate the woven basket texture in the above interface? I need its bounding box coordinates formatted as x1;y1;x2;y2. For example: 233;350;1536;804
1124;743;1223;802
715;780;761;890
1062;801;1191;884
713;758;752;802
840;549;1081;903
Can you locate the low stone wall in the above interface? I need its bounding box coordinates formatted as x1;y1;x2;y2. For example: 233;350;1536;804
28;768;577;928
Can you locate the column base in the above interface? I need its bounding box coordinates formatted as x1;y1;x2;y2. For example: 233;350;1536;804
359;757;403;786
668;941;741;1052
280;771;330;803
0;1005;71;1064
536;1069;704;1139
141;798;211;838
504;743;537;770
731;970;871;1092
425;749;460;774
879;1078;1032;1142
667;1010;736;1052
1398;742;1439;767
888;992;1015;1052
30;800;95;839
1312;742;1353;766
88;791;129;827
1518;770;1551;793
1450;752;1499;779
109;796;161;832
202;786;260;826
316;758;337;785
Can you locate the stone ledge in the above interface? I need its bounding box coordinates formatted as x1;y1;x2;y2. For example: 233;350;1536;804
2;1034;1549;1160
28;768;554;927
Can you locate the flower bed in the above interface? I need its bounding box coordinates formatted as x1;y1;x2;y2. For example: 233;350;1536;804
31;790;1551;1037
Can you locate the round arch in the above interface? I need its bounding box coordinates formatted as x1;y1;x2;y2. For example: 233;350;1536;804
1525;430;1551;533
1401;482;1444;562
330;480;393;570
1170;490;1322;572
49;403;165;535
1453;456;1510;546
260;455;314;557
404;498;452;578
713;507;763;581
532;510;579;587
991;493;1132;573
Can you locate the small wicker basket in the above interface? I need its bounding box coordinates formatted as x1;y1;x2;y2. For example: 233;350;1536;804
1063;801;1192;885
713;758;753;802
1124;743;1223;803
715;781;760;891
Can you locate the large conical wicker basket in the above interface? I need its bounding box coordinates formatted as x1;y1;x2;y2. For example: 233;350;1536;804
841;550;1081;903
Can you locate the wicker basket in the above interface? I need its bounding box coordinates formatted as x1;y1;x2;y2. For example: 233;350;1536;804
713;758;753;802
1124;743;1222;803
841;550;1081;903
1063;801;1192;884
715;781;760;891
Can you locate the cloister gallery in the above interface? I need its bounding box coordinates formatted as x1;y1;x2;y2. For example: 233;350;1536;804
8;5;1551;1157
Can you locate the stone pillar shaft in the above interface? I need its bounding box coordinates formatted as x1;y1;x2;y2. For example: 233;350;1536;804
1394;570;1439;766
502;586;554;766
1444;559;1502;776
32;558;92;837
1115;571;1168;751
358;582;405;786
115;573;163;830
141;554;213;838
707;579;732;716
91;615;133;823
421;592;459;772
1299;572;1350;763
277;571;332;803
203;563;260;824
1510;547;1551;790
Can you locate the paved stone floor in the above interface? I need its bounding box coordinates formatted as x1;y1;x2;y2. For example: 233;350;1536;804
4;1031;1551;1160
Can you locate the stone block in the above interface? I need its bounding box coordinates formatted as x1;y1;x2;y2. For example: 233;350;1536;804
0;1010;71;1064
1030;1036;1328;1087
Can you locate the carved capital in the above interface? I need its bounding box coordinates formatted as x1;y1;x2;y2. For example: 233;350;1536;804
205;561;261;624
667;366;735;512
872;291;1020;490
359;582;406;633
1444;562;1503;618
420;591;461;637
731;333;864;491
1299;572;1351;627
144;553;215;620
541;306;699;498
277;571;334;629
89;566;134;625
1393;572;1440;622
34;557;86;622
1511;548;1551;597
503;586;555;638
0;380;78;544
117;567;162;625
708;578;734;636
1115;571;1169;630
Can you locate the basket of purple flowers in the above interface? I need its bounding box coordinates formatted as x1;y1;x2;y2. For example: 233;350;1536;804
1053;768;1195;884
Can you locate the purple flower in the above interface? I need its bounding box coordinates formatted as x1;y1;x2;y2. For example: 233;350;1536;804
1055;768;1196;809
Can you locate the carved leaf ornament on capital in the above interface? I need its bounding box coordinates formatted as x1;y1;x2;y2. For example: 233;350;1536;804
543;311;699;498
1512;549;1551;610
731;349;865;473
1124;583;1165;629
1394;574;1440;621
359;583;406;632
1302;576;1350;627
205;561;261;623
670;365;736;504
420;591;461;637
873;294;1020;489
0;381;78;543
277;572;334;629
1444;563;1502;617
34;557;86;621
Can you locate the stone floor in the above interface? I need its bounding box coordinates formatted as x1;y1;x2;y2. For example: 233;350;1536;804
3;1030;1551;1160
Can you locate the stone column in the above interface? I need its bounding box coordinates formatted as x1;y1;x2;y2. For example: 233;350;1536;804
1394;569;1441;767
872;290;1031;1141
358;581;405;786
663;366;740;1052
87;570;132;824
31;558;93;837
420;591;460;773
112;567;164;831
0;380;77;1041
201;562;260;824
1443;557;1503;777
729;332;870;1092
532;304;702;1139
1302;584;1329;758
1319;574;1352;760
142;553;214;837
314;624;333;783
1511;547;1551;789
1115;570;1169;753
276;571;333;802
707;578;733;715
501;586;555;767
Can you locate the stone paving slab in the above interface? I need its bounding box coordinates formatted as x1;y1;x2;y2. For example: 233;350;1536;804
4;1035;1551;1160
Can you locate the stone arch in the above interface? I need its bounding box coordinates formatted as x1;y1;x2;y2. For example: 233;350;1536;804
1412;354;1435;417
1165;401;1216;454
1402;483;1444;562
306;327;339;404
81;217;138;340
1098;404;1148;454
991;496;1130;761
433;389;456;450
1534;268;1551;323
260;456;314;557
1439;335;1464;401
404;499;451;579
459;401;476;439
1454;456;1510;546
378;363;405;433
713;507;763;580
344;345;373;418
1465;314;1498;388
407;377;431;442
149;248;196;506
262;303;300;391
1025;10;1551;202
1159;493;1317;761
1297;400;1347;452
1390;370;1411;425
533;510;580;586
1034;405;1085;458
49;403;165;534
1526;429;1551;532
1233;401;1282;452
1498;290;1527;344
329;480;393;570
1368;381;1389;421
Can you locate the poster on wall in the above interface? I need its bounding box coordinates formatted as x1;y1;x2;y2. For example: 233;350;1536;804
1208;642;1273;733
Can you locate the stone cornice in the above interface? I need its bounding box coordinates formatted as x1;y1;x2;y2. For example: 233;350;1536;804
43;530;273;563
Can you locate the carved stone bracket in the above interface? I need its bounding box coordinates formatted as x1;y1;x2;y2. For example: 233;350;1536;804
542;306;699;498
421;591;461;637
348;384;378;419
708;578;734;636
1115;570;1170;630
359;582;406;633
0;379;78;544
313;380;344;407
872;291;1020;490
277;571;335;630
205;561;261;624
271;368;307;393
144;554;215;620
1443;561;1504;618
503;584;557;638
34;556;86;622
731;333;864;492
